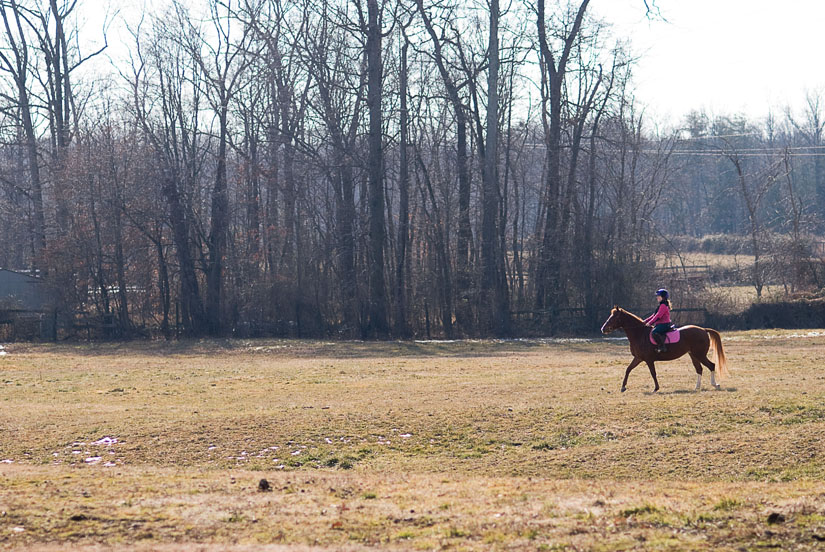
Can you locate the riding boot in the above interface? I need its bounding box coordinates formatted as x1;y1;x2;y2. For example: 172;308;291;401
654;333;667;353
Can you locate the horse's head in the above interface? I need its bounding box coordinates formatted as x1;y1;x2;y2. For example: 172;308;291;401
600;306;623;334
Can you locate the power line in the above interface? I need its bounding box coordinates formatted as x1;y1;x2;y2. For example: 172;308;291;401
664;145;825;154
676;132;762;140
674;145;825;152
645;151;825;157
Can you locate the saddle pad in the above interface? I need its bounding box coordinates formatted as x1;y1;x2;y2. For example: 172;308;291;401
650;328;681;345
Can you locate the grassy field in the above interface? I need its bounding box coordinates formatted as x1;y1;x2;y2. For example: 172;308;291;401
1;332;825;550
657;252;793;313
660;252;754;270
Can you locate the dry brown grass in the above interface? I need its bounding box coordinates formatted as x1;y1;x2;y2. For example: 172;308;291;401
659;251;754;270
2;333;825;550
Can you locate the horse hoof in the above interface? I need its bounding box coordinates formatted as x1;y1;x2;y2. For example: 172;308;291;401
621;387;627;393
714;384;721;390
653;387;660;393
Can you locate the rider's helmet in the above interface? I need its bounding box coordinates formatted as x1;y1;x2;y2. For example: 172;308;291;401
656;288;669;300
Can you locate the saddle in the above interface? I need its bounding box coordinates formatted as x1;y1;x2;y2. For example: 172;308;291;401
649;326;681;345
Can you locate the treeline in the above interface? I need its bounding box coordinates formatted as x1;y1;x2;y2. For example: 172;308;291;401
660;109;825;297
0;0;821;339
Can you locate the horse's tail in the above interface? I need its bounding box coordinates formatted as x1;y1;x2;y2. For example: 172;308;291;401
707;328;729;379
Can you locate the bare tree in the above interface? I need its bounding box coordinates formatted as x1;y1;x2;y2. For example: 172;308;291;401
0;0;47;265
533;0;590;312
722;141;782;299
414;0;474;333
127;13;208;334
356;0;389;336
478;0;509;334
786;90;825;229
302;0;367;336
393;19;412;336
174;0;257;335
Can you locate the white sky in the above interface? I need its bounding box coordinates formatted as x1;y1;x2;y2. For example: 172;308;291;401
79;0;825;126
592;0;825;124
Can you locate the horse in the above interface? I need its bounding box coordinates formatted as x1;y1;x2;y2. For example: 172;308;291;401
600;306;728;393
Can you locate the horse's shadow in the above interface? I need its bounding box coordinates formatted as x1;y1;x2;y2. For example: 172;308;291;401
643;387;738;395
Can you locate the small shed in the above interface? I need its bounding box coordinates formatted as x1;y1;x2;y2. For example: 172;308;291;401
0;268;49;309
0;268;55;340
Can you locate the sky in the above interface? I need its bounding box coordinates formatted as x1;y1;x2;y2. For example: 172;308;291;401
79;0;825;126
591;0;825;124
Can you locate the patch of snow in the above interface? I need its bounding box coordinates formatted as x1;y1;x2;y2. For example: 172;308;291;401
84;456;102;464
92;437;118;446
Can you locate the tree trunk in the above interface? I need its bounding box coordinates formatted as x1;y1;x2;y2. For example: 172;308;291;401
337;162;359;336
206;106;230;335
480;0;508;335
112;183;130;333
245;122;261;276
394;38;411;337
155;234;171;340
366;0;388;337
162;171;206;334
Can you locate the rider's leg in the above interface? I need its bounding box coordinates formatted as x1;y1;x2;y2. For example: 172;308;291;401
653;329;667;352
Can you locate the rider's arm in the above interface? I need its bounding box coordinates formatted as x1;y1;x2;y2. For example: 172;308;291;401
646;304;666;326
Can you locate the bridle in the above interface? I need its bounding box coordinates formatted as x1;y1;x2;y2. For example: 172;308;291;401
601;308;622;334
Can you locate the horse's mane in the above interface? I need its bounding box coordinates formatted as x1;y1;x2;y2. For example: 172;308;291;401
615;306;646;326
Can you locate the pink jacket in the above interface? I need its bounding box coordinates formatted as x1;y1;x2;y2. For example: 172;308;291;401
644;304;671;326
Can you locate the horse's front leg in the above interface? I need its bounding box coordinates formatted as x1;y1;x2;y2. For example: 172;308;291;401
621;357;643;392
646;360;660;392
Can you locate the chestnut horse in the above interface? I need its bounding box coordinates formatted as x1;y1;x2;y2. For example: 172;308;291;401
600;307;728;392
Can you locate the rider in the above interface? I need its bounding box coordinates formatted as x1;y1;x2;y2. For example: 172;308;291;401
644;289;674;353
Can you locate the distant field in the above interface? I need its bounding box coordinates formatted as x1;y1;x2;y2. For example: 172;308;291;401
705;284;788;311
2;334;825;550
657;252;793;313
659;251;755;270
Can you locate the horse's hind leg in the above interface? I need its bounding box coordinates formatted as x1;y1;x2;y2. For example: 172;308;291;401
621;357;643;393
698;352;720;389
689;353;704;391
646;360;660;393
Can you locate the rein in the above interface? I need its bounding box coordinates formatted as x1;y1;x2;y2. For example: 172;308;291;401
617;309;647;330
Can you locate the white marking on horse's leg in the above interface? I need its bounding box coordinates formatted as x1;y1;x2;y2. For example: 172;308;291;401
695;374;702;391
711;371;719;389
